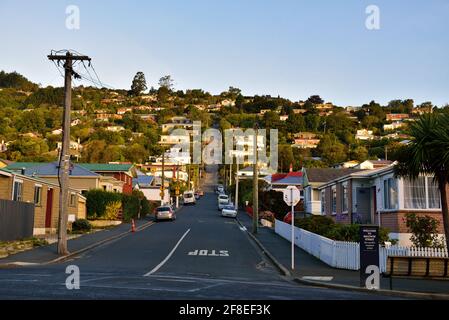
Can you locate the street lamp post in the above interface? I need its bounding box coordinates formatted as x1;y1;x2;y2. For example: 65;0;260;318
252;124;259;235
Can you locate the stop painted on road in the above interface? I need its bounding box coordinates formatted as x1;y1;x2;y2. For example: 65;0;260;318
188;250;229;257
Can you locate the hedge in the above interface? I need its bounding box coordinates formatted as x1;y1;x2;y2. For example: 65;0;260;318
295;215;393;244
85;190;122;220
85;189;152;222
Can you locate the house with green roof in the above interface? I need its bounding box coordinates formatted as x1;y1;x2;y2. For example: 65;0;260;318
78;163;134;194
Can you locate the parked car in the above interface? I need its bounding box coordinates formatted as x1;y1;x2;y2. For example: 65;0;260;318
155;206;176;221
221;204;237;218
194;192;200;200
198;190;204;196
217;194;230;210
183;191;196;205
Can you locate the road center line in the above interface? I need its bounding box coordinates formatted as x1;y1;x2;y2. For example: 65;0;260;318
144;229;191;276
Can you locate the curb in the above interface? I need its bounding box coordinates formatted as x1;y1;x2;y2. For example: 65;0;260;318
236;217;449;300
0;220;155;269
236;217;291;277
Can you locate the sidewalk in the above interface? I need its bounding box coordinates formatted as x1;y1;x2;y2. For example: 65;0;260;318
238;212;449;296
0;218;153;267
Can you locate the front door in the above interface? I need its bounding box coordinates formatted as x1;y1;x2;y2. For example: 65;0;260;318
45;188;53;228
355;187;372;224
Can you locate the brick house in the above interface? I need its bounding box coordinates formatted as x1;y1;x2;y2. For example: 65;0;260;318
303;168;363;215
0;168;86;236
317;164;445;246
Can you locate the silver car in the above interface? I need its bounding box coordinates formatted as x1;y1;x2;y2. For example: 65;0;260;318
155;206;176;221
218;194;230;210
221;204;237;218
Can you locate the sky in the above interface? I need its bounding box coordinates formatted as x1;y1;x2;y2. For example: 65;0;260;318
0;0;448;107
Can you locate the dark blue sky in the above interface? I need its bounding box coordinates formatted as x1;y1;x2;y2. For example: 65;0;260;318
1;0;448;106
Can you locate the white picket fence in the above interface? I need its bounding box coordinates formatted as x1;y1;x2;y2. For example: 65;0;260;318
274;219;448;272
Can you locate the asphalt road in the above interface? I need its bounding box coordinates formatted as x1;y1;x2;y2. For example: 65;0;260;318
0;168;401;300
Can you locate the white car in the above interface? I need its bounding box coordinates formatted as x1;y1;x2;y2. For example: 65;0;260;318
221;204;237;218
218;194;229;210
183;191;196;205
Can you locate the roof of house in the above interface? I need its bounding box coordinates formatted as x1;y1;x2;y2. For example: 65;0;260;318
133;175;155;188
0;159;13;165
271;172;304;186
23;162;100;177
5;162;48;171
0;168;86;199
305;168;364;183
78;163;133;172
317;163;397;189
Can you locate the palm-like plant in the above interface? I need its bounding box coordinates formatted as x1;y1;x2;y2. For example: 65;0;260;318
395;113;449;249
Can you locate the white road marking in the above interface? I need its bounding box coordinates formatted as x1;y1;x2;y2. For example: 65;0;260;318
301;276;334;282
239;226;247;232
144;228;191;276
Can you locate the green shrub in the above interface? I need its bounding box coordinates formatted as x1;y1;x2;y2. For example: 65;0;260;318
122;190;149;222
404;213;445;248
294;216;393;243
85;190;122;219
72;219;92;233
296;216;336;236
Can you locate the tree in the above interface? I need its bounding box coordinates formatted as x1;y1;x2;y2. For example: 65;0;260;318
158;75;174;91
0;70;38;91
306;95;324;105
395;113;449;249
278;145;294;173
131;72;147;96
317;134;347;165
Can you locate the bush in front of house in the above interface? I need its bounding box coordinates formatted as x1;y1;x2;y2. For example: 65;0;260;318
122;190;151;222
294;215;393;244
72;219;92;233
85;189;123;219
296;215;336;236
404;213;445;248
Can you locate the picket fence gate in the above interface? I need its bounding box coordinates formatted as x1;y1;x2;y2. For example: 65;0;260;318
274;219;448;272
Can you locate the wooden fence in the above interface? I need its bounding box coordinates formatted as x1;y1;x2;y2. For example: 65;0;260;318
0;199;34;241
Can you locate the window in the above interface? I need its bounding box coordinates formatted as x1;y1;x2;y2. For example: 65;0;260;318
321;190;326;215
427;178;441;209
34;185;42;205
403;177;440;209
13;180;23;202
70;193;76;207
383;178;398;210
331;186;337;215
341;182;349;213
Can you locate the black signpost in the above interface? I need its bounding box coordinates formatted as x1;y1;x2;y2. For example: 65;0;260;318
359;225;380;288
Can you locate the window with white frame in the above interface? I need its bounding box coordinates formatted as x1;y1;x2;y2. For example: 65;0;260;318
331;185;337;215
34;185;42;205
383;178;398;210
403;177;440;209
427;178;441;209
13;180;23;202
321;189;326;215
341;182;349;213
69;193;77;207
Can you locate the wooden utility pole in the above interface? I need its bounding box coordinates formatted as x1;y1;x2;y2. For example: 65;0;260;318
252;125;259;235
48;52;91;256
